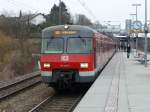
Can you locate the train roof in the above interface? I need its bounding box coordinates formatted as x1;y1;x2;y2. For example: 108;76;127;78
42;25;96;32
42;25;97;38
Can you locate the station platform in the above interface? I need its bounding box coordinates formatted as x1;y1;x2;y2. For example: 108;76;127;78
74;51;150;112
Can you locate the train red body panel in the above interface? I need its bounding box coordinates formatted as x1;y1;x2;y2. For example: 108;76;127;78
39;25;116;88
40;54;94;71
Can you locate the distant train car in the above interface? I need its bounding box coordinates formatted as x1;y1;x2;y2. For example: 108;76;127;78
39;25;116;89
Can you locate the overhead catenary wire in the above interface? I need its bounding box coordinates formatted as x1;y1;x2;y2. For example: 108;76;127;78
77;0;98;21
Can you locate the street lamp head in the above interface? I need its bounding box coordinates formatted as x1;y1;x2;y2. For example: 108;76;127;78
132;4;141;6
131;4;141;21
130;14;136;16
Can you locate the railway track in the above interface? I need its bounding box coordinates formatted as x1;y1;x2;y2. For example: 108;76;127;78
28;90;86;112
0;71;41;100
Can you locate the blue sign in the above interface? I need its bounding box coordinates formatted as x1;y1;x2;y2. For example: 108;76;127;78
133;21;142;30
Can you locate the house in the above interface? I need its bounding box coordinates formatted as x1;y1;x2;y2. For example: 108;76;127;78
20;13;46;25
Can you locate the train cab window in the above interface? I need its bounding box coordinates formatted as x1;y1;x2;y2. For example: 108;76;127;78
67;37;92;53
42;38;64;53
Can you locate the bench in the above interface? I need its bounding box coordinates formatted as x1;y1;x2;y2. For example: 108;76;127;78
135;52;150;64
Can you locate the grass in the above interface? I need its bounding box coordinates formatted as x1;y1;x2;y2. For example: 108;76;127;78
0;32;40;81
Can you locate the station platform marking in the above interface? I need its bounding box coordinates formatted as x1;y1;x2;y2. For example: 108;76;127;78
74;52;150;112
104;54;121;112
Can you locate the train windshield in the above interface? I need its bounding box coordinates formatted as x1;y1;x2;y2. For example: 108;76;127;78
43;38;64;53
67;37;92;53
42;37;92;54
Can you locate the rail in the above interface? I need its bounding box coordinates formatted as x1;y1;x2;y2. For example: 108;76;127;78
28;91;85;112
0;71;41;100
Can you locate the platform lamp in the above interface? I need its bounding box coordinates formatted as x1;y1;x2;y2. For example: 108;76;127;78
132;4;141;56
129;14;136;51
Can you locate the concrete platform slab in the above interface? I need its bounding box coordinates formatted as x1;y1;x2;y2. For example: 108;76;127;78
74;51;150;112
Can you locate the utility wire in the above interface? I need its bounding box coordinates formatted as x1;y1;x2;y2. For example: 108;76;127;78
77;0;97;21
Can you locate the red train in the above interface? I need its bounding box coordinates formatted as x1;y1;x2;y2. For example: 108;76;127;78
39;25;116;89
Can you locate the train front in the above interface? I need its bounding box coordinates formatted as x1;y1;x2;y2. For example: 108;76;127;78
39;25;95;88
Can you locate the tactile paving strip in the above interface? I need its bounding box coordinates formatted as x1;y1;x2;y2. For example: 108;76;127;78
104;54;122;112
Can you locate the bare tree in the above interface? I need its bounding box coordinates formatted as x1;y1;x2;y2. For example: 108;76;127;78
74;14;93;25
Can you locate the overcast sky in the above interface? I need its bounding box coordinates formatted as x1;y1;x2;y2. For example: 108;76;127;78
0;0;149;28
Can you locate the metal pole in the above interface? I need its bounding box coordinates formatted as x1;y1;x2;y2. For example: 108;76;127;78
130;14;136;21
135;5;138;56
136;6;138;21
129;14;136;54
59;0;61;25
132;4;141;21
144;0;148;67
132;4;141;56
135;33;138;56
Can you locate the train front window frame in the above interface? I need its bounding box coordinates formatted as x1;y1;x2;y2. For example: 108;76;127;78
66;37;93;54
42;37;64;54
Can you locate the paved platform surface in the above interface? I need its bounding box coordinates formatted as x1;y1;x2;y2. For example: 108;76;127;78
74;52;150;112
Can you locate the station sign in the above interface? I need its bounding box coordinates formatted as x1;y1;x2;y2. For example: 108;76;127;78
128;21;143;33
53;30;77;36
128;29;144;33
133;21;142;30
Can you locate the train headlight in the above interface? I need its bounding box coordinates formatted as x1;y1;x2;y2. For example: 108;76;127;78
80;63;88;68
64;24;69;29
43;63;51;68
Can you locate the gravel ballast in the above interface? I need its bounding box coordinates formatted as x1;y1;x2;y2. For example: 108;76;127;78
0;83;55;112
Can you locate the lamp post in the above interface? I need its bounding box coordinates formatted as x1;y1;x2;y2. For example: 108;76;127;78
144;0;148;67
129;14;136;51
132;4;141;21
130;14;136;21
132;4;141;56
129;14;136;38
